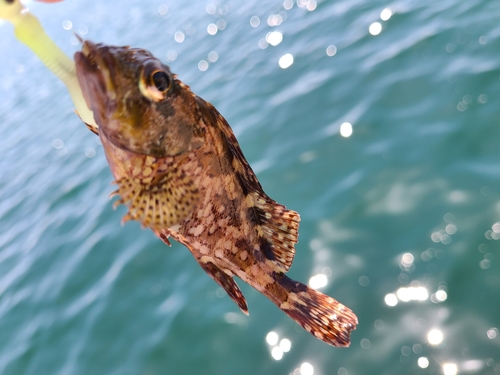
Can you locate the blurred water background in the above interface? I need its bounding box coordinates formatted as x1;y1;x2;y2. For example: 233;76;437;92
1;0;500;374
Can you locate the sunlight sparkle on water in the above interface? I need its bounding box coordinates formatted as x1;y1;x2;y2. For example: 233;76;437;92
358;276;370;287
431;229;452;244
397;287;428;302
446;224;457;234
443;363;458;375
265;331;292;361
369;22;382;35
279;53;294;69
306;0;317;11
271;346;283;360
280;338;291;352
401;253;414;267
300;151;317;163
380;8;393;21
283;0;293;10
166;50;177;62
258;38;269;49
157;4;168;16
206;3;216;14
309;273;327;289
480;258;491;269
174;31;185;43
478;93;489;103
266;331;279;345
78;25;88;36
217;19;226;30
250;16;260;27
340;122;353;137
208;51;218;62
300;362;314;375
266;31;283;46
427;329;444;345
417;357;429;369
52;139;63;149
384;293;398;306
326;45;337;56
198;60;209;71
85;148;96;158
487;327;498;339
184;24;195;36
62;20;72;30
492;222;500;235
462;360;484;372
360;338;371;349
297;0;307;8
268;14;284;27
207;23;218;35
432;290;447;303
374;319;385;330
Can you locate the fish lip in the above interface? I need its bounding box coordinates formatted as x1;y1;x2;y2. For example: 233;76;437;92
75;41;105;111
74;40;118;114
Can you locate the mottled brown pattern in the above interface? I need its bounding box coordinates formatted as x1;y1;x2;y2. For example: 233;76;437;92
75;40;357;347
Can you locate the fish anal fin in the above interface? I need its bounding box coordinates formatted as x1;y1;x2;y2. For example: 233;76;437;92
113;167;199;230
200;261;249;315
249;192;300;273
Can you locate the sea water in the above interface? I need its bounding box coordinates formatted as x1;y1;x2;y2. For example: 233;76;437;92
0;0;499;374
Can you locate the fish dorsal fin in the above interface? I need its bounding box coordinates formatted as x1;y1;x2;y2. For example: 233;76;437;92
113;167;199;229
248;191;300;273
195;97;300;272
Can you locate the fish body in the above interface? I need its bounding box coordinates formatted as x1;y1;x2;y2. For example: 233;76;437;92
75;41;357;346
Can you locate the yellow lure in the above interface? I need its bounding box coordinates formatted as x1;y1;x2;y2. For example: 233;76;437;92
0;0;96;128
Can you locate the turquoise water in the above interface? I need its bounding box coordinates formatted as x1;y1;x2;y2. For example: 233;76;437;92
1;0;500;374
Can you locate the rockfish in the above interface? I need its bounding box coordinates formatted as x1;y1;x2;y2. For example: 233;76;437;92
74;40;357;346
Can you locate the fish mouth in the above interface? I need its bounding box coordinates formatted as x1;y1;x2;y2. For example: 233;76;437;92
74;40;118;119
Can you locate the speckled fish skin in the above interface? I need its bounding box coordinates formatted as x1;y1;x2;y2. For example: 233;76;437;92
74;40;357;347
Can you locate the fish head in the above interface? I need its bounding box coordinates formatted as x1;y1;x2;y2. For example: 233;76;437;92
75;40;203;157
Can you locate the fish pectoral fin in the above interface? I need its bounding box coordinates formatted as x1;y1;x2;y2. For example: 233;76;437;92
200;261;249;315
248;192;300;273
113;168;199;230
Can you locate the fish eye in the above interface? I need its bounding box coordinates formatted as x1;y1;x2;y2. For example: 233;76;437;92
139;68;171;102
152;71;170;92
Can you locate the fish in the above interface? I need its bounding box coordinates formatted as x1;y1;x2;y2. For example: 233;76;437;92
74;40;357;347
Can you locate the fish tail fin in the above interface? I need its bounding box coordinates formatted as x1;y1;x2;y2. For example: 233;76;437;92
273;275;357;347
